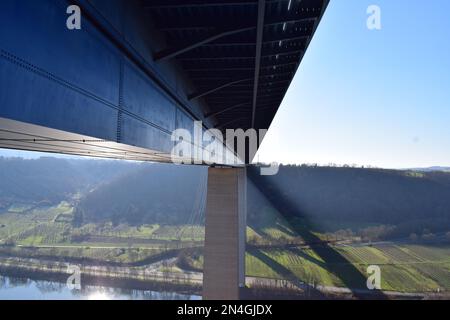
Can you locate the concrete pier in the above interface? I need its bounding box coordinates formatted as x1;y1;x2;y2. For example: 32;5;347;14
203;167;247;300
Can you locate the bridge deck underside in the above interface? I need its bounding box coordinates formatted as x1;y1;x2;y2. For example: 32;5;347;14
146;0;329;132
0;0;328;162
0;117;172;162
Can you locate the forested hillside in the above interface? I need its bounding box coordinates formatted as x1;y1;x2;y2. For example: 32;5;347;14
75;164;207;225
0;157;138;210
1;158;450;240
248;165;450;239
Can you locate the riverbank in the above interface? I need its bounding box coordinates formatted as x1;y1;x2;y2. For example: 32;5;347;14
0;256;201;297
2;256;449;300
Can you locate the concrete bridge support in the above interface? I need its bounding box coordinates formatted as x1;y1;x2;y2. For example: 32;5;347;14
203;167;247;300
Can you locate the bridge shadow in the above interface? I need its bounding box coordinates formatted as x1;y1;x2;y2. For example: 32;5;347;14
247;167;387;299
246;248;326;299
247;248;327;299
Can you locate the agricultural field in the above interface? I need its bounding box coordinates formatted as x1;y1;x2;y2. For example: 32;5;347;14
0;202;204;246
0;245;168;265
184;244;450;293
1;202;449;294
244;244;450;293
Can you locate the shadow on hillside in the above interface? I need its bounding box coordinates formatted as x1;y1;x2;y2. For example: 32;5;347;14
248;167;387;299
247;248;326;299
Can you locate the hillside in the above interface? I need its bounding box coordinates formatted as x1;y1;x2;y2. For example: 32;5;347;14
0;157;138;210
0;158;449;295
74;162;450;239
1;158;450;240
248;165;450;239
75;163;207;225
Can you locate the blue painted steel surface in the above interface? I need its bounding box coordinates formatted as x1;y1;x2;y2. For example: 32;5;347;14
0;0;205;156
0;0;328;162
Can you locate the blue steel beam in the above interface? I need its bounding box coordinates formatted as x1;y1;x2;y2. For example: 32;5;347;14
0;0;329;163
154;26;256;62
0;0;221;162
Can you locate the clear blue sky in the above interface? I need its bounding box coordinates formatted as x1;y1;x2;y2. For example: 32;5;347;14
256;0;450;168
1;1;449;168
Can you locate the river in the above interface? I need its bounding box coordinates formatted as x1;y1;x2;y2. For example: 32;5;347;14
0;275;201;300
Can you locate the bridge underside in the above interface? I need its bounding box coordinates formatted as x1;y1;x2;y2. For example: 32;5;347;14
0;0;328;299
0;0;328;162
0;117;175;162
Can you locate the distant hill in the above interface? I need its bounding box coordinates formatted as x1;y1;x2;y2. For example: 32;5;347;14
248;165;450;238
408;166;450;172
1;157;450;239
75;163;207;226
0;157;138;210
76;163;450;238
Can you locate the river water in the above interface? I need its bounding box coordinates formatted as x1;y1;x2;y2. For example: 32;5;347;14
0;275;201;300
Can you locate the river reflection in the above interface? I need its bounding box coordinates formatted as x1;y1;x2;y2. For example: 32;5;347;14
0;275;201;300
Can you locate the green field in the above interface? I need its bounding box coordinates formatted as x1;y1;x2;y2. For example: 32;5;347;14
0;202;204;246
244;245;450;292
1;202;449;294
0;202;199;265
